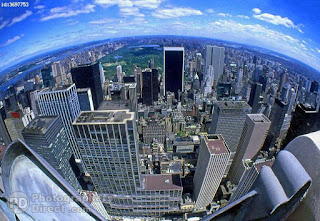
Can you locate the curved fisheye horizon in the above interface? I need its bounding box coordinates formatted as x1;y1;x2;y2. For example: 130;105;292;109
0;0;320;72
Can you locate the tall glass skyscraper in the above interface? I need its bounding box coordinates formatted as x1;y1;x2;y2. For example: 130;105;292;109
22;116;81;190
205;45;225;85
36;84;81;159
163;47;184;97
71;62;104;109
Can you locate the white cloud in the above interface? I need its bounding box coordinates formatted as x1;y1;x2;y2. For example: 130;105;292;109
317;48;320;53
120;6;144;17
93;0;116;7
1;34;24;47
134;0;163;9
34;5;45;9
89;18;119;24
0;20;9;30
40;4;95;21
252;8;261;14
205;19;319;70
217;13;232;17
206;9;214;14
252;8;303;33
9;10;32;26
237;15;249;19
152;7;203;19
94;0;163;9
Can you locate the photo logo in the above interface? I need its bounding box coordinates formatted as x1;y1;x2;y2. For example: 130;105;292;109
7;191;29;214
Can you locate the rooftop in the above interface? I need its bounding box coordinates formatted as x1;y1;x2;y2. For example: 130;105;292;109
215;101;251;109
143;174;182;191
73;110;133;124
38;84;74;94
77;88;91;93
163;47;184;51
254;159;275;173
247;114;271;123
22;116;58;134
98;100;129;110
203;134;230;155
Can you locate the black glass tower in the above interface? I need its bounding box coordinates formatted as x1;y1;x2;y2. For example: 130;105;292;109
71;62;104;109
164;47;184;97
41;66;55;88
142;68;159;106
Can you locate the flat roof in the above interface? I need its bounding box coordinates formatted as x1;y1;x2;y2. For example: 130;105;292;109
163;47;184;51
22;116;58;134
38;84;74;94
247;114;271;123
254;159;275;173
203;134;229;155
73;110;133;125
98;100;129;110
143;174;182;191
77;88;91;93
215;101;251;110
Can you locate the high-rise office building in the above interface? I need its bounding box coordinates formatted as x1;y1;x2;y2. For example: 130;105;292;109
77;88;94;111
195;52;202;74
193;134;231;211
263;98;289;150
116;64;124;83
0;106;11;146
71;62;104;109
229;114;271;184
73;110;182;217
229;159;274;203
4;117;24;141
248;83;263;113
282;104;320;148
279;72;288;90
128;83;138;116
36;84;81;160
205;45;225;85
22;116;81;190
41;66;55;88
163;47;184;97
142;68;159;106
210;101;252;153
287;87;297;114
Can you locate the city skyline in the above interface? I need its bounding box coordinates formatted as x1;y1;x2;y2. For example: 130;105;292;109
0;0;320;72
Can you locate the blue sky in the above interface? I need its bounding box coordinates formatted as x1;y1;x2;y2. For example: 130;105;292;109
0;0;320;71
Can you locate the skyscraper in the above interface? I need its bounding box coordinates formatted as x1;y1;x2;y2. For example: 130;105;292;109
71;62;104;109
248;83;263;113
205;45;225;85
73;110;182;217
142;68;159;106
210;101;252;153
163;47;184;97
229;159;274;203
41;66;55;88
0;106;11;146
279;71;288;90
193;134;231;211
22;116;81;190
282;104;320;148
77;88;94;111
36;84;81;160
287;87;297;114
263;98;289;150
229;114;271;184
